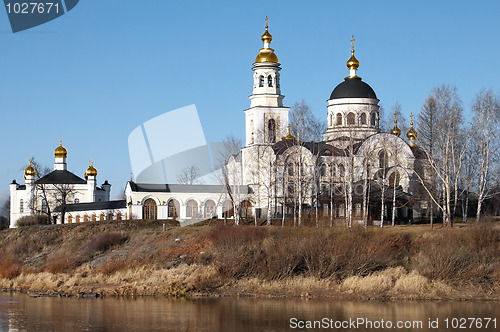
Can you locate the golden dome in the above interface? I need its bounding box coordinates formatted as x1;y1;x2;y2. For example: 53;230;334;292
346;50;360;71
255;48;279;63
391;124;401;137
255;16;279;64
406;127;418;140
85;159;98;179
282;124;295;140
54;139;67;158
406;113;418;145
261;29;272;43
24;157;36;179
390;111;401;137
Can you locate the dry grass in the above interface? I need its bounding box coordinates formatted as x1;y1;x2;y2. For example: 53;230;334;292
0;264;219;297
341;267;455;299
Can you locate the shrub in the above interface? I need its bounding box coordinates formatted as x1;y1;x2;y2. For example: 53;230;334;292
207;225;412;281
15;214;50;227
0;254;20;278
44;250;83;273
85;232;128;255
415;226;500;288
97;257;128;275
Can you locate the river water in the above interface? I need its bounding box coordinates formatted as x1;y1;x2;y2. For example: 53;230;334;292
0;293;498;331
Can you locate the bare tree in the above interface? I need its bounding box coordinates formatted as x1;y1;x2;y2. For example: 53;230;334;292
342;131;356;228
219;134;243;225
470;89;500;222
288;101;323;226
289;100;324;142
415;85;466;227
177;165;201;185
52;183;77;225
417;95;438;228
0;198;9;230
21;158;53;222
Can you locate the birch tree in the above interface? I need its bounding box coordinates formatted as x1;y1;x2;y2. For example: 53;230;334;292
288;100;323;226
219;134;243;225
415;85;465;227
470;89;500;222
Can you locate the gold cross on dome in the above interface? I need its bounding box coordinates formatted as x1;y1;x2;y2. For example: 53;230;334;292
265;16;268;29
410;112;414;125
350;35;355;50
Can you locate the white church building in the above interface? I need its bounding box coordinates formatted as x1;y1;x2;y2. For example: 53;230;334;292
9;141;126;228
125;20;429;224
10;20;429;226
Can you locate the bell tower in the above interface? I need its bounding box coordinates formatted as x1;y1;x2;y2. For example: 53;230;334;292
244;17;289;147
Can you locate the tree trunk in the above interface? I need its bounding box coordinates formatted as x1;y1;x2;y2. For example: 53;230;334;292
392;183;396;227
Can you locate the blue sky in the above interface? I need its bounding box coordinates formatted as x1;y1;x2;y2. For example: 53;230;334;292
1;0;499;199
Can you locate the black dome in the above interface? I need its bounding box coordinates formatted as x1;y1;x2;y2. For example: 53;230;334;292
329;77;377;100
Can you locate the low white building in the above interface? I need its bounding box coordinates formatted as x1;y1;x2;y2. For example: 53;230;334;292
125;183;250;225
9;141;123;227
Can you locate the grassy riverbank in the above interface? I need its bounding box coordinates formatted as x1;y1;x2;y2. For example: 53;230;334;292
0;220;499;300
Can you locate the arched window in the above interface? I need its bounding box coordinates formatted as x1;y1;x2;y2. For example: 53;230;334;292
287;162;294;177
74;198;79;204
259;76;264;87
347;112;355;125
76;215;80;223
91;214;96;222
338;164;345;177
168;199;179;218
222;200;234;218
107;213;113;221
371;113;376;126
379;150;388;169
330;162;336;178
117;213;122;220
83;215;89;222
143;198;157;220
329;113;333;127
99;213;105;221
19;199;23;213
41;199;48;213
389;172;401;187
360;113;367;125
240;200;253;218
268;75;273;87
336;113;343;125
268;119;276;143
186;200;198;218
68;215;72;223
204;200;216;218
319;163;326;177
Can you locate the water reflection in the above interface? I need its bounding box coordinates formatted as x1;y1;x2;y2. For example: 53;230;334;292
0;294;498;331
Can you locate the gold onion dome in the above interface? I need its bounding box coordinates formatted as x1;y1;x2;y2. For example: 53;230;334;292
255;16;279;64
24;157;36;179
390;111;401;137
54;139;67;158
282;124;295;140
346;35;360;71
407;126;418;140
85;159;98;178
346;49;360;71
406;113;418;142
391;124;401;137
261;29;272;43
